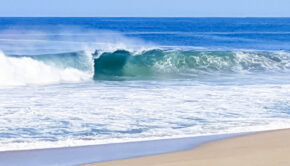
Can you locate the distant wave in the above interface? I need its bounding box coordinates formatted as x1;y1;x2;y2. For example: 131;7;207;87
1;48;290;86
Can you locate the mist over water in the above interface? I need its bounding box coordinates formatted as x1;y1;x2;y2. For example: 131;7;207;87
0;18;290;151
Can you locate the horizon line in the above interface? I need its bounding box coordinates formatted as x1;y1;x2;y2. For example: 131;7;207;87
1;16;290;18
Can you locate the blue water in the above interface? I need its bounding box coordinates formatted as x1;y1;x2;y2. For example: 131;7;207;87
2;17;290;50
0;18;290;151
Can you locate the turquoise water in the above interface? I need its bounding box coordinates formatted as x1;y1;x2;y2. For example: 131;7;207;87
0;18;290;151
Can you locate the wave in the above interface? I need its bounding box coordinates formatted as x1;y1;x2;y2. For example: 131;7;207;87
0;51;93;86
1;48;290;86
93;49;290;80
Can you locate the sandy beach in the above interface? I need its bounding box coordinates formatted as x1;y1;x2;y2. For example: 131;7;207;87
88;129;290;166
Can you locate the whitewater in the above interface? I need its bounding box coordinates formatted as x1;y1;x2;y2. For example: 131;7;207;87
0;51;93;86
0;17;290;151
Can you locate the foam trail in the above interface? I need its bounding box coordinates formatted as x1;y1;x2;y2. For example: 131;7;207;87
0;51;93;86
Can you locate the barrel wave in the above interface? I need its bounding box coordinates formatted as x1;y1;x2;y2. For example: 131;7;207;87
1;48;290;86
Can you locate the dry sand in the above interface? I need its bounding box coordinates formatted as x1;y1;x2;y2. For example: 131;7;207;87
87;129;290;166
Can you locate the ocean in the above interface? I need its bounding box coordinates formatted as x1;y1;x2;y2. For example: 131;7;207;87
0;17;290;151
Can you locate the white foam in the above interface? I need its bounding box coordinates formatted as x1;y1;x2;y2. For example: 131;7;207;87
0;124;288;152
0;80;290;151
234;51;288;72
0;51;93;86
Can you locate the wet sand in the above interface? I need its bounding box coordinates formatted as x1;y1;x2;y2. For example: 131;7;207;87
88;129;290;166
0;133;239;166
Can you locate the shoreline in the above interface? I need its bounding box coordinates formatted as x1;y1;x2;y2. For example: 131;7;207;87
88;128;290;166
0;132;246;166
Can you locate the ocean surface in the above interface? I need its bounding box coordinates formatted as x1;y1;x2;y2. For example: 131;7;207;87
0;17;290;151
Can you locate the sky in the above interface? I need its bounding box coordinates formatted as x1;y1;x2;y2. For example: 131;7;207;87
0;0;290;17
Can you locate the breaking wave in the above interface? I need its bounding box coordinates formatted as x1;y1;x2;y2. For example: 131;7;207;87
1;48;290;85
93;49;290;79
0;51;93;86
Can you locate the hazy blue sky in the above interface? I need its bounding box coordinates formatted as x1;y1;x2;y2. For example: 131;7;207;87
0;0;289;17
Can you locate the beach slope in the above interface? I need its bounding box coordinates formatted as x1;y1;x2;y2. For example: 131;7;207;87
89;129;290;166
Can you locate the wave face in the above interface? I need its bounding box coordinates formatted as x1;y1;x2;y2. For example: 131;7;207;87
93;49;290;80
0;51;93;86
